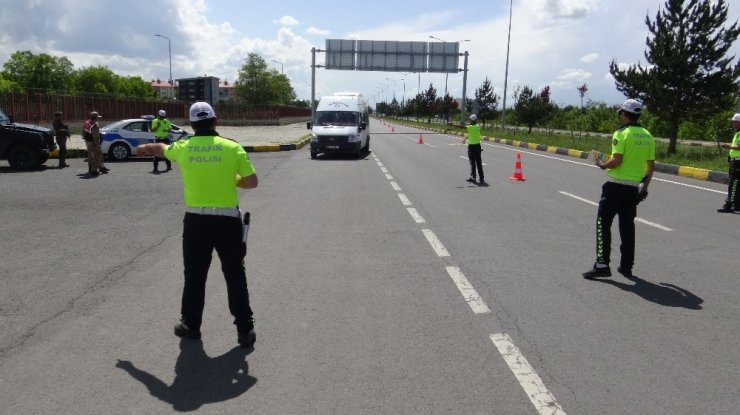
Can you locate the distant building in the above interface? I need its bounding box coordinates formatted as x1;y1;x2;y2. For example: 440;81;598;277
150;79;177;100
219;80;236;102
176;76;220;105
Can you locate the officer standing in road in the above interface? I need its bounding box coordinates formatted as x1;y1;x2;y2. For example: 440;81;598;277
717;113;740;213
135;101;259;348
52;111;70;168
462;114;486;185
151;109;172;173
583;99;655;279
83;111;109;176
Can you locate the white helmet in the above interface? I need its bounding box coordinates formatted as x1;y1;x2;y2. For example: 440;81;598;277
469;114;477;121
158;109;166;117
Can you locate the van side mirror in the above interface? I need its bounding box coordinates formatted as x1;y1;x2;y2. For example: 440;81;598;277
8;115;15;124
306;121;312;129
360;122;367;130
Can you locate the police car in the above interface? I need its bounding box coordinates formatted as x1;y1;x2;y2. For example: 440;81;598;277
100;115;191;161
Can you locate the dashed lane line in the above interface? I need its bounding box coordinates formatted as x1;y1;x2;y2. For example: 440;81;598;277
445;266;491;314
421;229;450;257
559;191;673;231
490;333;566;415
407;207;426;223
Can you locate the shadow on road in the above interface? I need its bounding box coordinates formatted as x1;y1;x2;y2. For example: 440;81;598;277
116;339;256;412
590;274;704;310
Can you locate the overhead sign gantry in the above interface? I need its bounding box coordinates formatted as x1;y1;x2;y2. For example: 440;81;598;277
311;39;470;120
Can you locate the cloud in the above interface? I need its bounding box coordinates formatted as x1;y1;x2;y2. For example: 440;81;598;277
274;16;300;26
580;53;599;63
306;26;330;36
523;0;602;23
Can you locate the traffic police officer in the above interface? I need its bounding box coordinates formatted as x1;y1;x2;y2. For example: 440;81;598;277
717;113;740;213
583;99;655;279
151;109;172;172
135;101;259;348
462;114;486;185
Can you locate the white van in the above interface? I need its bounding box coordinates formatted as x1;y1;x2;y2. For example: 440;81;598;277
307;92;370;159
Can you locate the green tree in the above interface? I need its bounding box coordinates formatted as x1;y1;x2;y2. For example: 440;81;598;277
116;76;157;99
1;50;74;92
0;73;18;92
422;83;437;122
474;77;499;129
70;65;118;94
234;53;296;105
609;0;740;154
514;85;554;133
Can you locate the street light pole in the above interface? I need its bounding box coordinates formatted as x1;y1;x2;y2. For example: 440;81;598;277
154;34;172;85
501;0;513;129
271;59;284;74
428;36;470;98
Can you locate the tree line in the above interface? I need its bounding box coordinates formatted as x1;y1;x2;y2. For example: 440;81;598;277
379;0;740;154
0;50;305;107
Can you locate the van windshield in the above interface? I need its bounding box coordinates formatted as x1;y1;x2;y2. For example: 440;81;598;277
315;111;358;126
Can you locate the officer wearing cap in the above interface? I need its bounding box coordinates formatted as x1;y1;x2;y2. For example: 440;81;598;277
717;113;740;213
135;101;259;348
151;109;172;172
83;111;109;176
583;99;655;279
462;114;486;185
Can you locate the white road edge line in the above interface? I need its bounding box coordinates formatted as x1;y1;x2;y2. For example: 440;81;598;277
400;133;437;147
407;207;425;223
445;266;490;314
421;229;450;257
385;174;394;180
398;193;412;206
381;167;389;174
390;181;402;191
490;333;566;415
485;143;724;194
559;191;673;231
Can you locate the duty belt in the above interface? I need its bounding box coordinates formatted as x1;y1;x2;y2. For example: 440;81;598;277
607;177;640;187
185;206;241;218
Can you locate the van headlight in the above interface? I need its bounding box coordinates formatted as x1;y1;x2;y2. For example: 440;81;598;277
347;134;359;142
310;133;318;143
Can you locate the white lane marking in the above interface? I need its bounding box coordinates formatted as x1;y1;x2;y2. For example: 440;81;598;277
635;217;673;231
490;333;566;415
653;177;725;194
445;266;491;314
559;191;673;231
400;133;437;148
559;191;597;207
407;207;426;223
381;167;389;174
398;193;412;206
421;229;450;257
385;174;394;180
390;181;402;191
459;155;488;166
485;143;725;193
377;162;384;167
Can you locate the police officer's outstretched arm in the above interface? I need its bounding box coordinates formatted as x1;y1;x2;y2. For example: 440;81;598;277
237;174;258;189
136;143;166;158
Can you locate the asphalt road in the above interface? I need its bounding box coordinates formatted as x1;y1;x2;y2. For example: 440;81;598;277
0;119;737;414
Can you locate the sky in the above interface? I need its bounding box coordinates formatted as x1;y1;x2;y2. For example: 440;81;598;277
1;0;739;107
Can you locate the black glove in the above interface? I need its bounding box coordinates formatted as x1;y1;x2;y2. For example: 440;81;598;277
637;190;648;204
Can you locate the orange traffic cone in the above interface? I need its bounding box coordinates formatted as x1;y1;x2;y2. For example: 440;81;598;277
418;133;424;144
510;152;526;181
